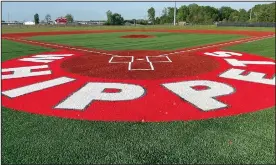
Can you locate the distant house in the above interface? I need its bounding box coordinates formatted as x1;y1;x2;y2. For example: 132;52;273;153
24;21;35;25
55;17;67;24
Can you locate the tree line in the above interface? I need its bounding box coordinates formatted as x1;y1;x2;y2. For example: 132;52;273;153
33;13;74;24
31;2;274;25
147;3;275;25
105;3;274;25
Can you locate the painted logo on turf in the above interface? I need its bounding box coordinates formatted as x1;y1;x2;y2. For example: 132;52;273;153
1;49;275;122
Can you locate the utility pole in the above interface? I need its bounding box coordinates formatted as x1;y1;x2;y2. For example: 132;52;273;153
173;1;176;26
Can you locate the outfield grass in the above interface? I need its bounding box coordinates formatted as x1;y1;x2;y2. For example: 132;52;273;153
1;38;275;164
29;32;245;50
2;25;275;34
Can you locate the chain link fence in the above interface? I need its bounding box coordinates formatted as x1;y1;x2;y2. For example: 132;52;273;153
217;22;275;27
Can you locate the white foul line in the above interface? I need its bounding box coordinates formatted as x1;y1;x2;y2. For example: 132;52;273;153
158;35;275;56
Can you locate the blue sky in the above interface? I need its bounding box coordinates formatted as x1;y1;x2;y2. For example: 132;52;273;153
2;2;272;21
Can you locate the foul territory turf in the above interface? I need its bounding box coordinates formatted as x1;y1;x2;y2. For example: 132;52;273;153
1;37;275;164
1;40;53;61
223;37;276;59
28;32;245;50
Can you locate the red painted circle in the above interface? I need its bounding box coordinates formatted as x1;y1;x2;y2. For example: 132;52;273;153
2;49;275;122
61;50;219;79
120;34;155;38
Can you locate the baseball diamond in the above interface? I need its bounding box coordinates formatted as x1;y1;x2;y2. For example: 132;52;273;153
1;2;276;164
2;29;275;122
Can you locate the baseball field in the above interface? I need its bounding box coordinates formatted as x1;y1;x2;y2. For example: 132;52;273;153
1;25;275;164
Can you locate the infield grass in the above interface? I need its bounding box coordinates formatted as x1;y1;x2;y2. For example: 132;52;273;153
28;32;245;50
1;37;275;164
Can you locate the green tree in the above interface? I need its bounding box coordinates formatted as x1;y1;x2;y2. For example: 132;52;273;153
167;7;176;23
34;13;39;24
147;3;275;24
238;9;249;22
250;3;275;22
177;5;189;22
203;6;219;23
45;14;51;24
106;10;112;25
109;13;124;25
219;6;235;21
65;14;74;23
160;7;168;24
147;7;155;24
187;4;201;23
155;17;160;24
228;10;239;22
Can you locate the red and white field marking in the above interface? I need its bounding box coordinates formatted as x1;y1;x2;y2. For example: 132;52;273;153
1;30;275;122
109;55;172;70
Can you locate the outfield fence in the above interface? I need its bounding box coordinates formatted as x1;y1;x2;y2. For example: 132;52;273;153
217;22;276;27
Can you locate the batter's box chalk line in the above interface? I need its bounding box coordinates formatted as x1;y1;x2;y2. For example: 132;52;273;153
109;55;172;71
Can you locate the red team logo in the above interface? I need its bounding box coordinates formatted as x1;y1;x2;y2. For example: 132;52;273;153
1;48;275;122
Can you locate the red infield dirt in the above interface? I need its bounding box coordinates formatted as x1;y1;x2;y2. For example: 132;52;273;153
61;50;219;79
2;29;275;122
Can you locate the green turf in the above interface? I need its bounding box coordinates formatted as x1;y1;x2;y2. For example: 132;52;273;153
2;25;275;34
2;107;275;164
224;38;275;59
1;38;275;164
2;40;53;61
28;32;245;50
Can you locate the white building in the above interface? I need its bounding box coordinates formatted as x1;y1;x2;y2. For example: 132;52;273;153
24;21;35;25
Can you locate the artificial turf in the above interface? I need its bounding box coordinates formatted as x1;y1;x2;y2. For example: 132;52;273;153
1;40;53;61
223;37;276;59
28;32;245;50
1;36;275;164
